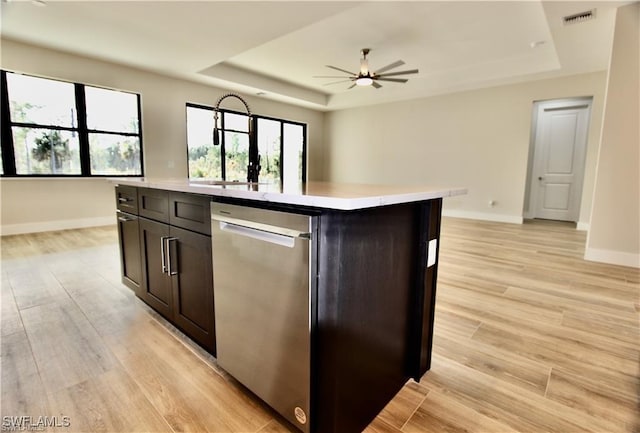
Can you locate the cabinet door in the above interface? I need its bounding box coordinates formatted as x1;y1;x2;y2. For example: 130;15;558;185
139;218;173;320
169;226;215;353
117;211;142;294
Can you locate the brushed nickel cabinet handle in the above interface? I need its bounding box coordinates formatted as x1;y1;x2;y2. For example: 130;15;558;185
160;236;169;273
117;212;137;223
166;237;179;276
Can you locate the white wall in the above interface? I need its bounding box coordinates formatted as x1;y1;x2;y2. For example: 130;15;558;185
0;39;326;235
586;3;640;268
323;72;607;224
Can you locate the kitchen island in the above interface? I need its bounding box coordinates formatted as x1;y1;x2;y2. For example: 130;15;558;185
112;178;465;433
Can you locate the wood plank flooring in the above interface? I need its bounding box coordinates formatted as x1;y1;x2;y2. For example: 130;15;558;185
1;218;638;433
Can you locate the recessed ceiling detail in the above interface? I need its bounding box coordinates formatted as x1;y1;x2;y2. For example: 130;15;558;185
1;1;622;111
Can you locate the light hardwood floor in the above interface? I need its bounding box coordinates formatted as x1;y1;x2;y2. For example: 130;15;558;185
1;218;638;433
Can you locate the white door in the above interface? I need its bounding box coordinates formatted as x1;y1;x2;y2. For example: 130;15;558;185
529;100;591;222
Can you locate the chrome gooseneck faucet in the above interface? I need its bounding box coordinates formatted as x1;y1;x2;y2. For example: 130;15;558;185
212;93;261;183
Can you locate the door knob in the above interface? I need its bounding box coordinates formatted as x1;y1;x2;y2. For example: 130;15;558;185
538;176;544;181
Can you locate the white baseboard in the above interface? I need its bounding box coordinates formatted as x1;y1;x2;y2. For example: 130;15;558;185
442;210;523;224
584;248;640;268
576;221;590;231
1;216;115;236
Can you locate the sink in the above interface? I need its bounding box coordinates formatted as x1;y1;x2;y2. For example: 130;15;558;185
189;179;269;186
190;180;251;186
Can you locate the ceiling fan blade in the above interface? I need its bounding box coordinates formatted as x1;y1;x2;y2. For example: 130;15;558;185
313;75;353;78
374;60;405;75
376;69;419;77
347;83;357;89
375;77;408;83
326;65;358;75
323;79;353;86
371;81;382;89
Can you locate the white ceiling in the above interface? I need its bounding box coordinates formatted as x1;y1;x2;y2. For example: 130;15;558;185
0;1;626;111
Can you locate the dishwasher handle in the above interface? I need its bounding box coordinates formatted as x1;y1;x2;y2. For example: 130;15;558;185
213;214;310;248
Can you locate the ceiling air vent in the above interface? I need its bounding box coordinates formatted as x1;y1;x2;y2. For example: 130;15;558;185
563;9;596;25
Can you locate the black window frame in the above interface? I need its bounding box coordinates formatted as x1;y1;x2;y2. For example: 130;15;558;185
0;69;144;178
186;102;307;183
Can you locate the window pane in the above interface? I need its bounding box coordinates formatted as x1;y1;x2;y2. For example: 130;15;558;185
85;86;139;133
283;123;304;186
224;131;249;181
7;73;76;127
89;133;141;175
12;127;81;175
187;106;221;179
258;118;281;184
189;145;221;179
224;112;249;132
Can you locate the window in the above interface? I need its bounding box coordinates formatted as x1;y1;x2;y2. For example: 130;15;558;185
85;86;141;175
1;70;143;177
222;112;251;182
186;103;306;185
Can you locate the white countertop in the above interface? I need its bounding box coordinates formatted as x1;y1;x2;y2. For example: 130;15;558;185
111;178;467;211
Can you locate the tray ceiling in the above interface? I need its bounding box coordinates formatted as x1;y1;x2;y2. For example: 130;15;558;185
1;1;624;110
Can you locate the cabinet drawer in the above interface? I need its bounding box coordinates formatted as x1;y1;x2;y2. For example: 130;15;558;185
170;192;211;235
116;185;139;214
138;188;170;223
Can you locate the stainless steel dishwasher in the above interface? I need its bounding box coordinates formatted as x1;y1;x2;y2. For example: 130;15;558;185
211;202;315;432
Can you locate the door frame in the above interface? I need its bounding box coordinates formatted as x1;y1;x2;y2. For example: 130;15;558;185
523;97;593;221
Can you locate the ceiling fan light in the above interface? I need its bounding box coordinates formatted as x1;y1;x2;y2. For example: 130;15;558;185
356;77;373;86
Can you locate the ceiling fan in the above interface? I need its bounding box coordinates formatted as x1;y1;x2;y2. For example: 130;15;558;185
314;48;418;89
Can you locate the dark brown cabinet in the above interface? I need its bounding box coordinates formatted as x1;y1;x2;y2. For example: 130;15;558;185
117;212;142;293
168;225;214;351
116;185;139;214
139;218;215;352
138;188;170;223
169;191;211;235
116;185;142;293
139;218;173;318
116;186;216;354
